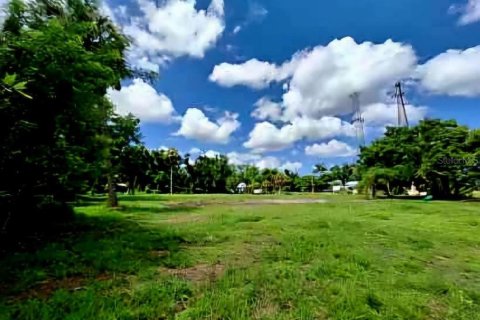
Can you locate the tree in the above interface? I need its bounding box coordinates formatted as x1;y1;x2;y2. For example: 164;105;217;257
105;114;141;207
0;0;131;227
359;119;479;199
193;155;232;193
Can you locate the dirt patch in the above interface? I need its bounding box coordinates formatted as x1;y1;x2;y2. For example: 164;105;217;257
426;299;448;320
7;273;111;301
252;293;279;319
242;199;327;205
160;264;224;283
165;215;209;224
168;199;328;208
149;250;170;258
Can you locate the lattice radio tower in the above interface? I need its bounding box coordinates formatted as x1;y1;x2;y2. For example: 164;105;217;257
350;92;365;151
394;82;409;127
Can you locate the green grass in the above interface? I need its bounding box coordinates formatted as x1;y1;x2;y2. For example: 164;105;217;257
1;194;480;319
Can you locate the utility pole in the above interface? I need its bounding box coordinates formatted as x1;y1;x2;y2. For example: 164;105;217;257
395;82;409;127
350;92;365;153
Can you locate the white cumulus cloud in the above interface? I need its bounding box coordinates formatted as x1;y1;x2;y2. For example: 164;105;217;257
251;98;283;122
255;156;281;170
281;37;417;119
226;152;262;166
305;140;357;158
244;117;355;153
362;103;428;127
279;161;302;173
107;78;176;123
209;58;294;89
188;147;202;155
105;0;225;72
226;152;301;172
417;46;480;97
210;37;417;119
176;108;240;144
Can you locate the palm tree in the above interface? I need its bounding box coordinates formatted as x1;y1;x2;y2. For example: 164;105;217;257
313;163;328;175
273;173;287;194
311;163;328;193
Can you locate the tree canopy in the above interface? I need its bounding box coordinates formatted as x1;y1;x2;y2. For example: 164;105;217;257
358;119;480;199
0;0;131;230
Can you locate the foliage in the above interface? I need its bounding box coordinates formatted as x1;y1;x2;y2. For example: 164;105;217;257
0;0;131;229
358;120;480;199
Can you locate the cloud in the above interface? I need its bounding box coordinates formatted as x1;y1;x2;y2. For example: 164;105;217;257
0;0;9;26
248;2;268;21
209;58;296;89
188;147;202;155
202;150;221;158
227;152;262;166
362;103;428;127
212;37;431;153
255;156;281;170
251;98;283;121
417;46;480;97
229;2;268;35
176;108;240;144
450;0;480;25
244;116;355;153
107;79;176;123
279;161;302;173
226;152;301;172
305;140;357;158
211;37;417;120
107;0;225;71
282;38;417;119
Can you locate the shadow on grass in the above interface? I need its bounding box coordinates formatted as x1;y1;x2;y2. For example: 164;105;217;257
0;207;198;298
118;195;171;202
74;194;173;207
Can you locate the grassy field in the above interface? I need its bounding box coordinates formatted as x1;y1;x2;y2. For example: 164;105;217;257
1;194;480;319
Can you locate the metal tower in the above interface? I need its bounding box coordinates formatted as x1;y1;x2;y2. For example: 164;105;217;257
394;82;409;127
350;92;365;150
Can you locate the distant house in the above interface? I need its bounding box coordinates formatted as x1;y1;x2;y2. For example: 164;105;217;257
253;189;263;195
237;182;247;193
332;181;359;194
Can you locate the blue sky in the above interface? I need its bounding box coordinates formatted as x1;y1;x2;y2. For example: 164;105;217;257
103;0;480;174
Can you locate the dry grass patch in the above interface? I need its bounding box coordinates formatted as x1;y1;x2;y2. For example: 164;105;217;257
159;263;225;283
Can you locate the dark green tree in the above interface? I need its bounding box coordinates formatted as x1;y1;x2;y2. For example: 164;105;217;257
0;0;130;227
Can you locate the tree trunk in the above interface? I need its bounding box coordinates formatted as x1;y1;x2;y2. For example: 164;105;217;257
132;175;138;195
370;184;377;199
311;176;314;194
107;170;118;208
170;166;173;195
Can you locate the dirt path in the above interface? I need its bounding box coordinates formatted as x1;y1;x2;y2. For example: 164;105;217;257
168;198;328;208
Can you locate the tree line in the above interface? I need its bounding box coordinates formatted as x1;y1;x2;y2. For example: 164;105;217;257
99;145;360;196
